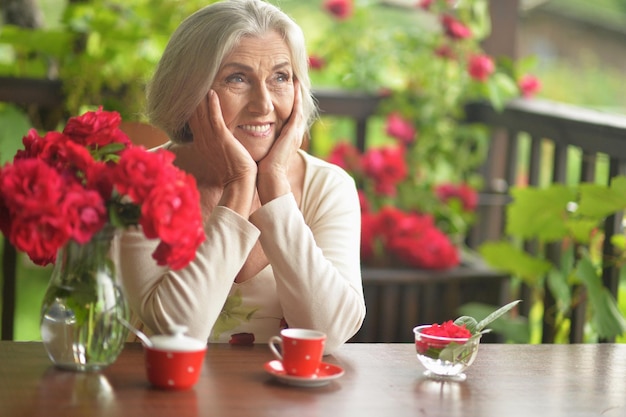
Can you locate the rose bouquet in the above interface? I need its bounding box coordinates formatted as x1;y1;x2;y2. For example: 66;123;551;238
0;107;205;269
0;108;205;370
413;299;521;379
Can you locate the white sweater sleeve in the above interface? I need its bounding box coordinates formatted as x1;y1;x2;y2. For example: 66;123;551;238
116;206;260;340
250;161;365;354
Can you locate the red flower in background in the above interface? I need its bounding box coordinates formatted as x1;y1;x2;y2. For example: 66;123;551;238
518;74;541;98
435;182;478;211
468;54;495;82
379;207;459;270
385;112;417;144
441;14;472;40
308;55;326;70
363;206;460;270
323;0;353;20
360;210;378;261
418;0;435;10
327;141;362;173
362;145;407;196
435;44;456;60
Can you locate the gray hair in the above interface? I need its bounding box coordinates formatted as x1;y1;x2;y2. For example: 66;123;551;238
146;0;318;143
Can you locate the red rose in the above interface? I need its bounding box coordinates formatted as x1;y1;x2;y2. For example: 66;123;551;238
308;55;326;70
140;172;205;269
39;132;96;176
362;145;408;196
468;54;495;82
327;142;362;173
63;107;131;148
441;14;472;40
378;208;459;270
435;182;478;212
85;162;117;200
418;0;434;10
115;147;178;204
60;186;107;244
0;159;66;215
518;74;541;98
15;128;48;160
385;112;417;144
435;44;456;60
323;0;353;20
10;212;70;266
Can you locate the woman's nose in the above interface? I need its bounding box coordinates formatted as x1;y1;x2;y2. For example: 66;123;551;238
248;83;274;115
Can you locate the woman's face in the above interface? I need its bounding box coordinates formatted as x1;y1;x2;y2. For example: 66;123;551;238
211;31;295;161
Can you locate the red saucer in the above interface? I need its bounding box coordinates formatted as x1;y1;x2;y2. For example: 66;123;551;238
263;360;345;387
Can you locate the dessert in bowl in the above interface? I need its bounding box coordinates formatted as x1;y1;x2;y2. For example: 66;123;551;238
413;323;481;381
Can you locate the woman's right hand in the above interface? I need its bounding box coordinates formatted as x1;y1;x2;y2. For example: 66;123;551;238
188;90;257;187
188;90;257;215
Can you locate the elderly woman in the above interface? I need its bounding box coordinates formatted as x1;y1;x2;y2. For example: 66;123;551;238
117;0;365;353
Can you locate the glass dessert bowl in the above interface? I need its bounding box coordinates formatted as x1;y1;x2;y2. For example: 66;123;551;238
413;324;481;382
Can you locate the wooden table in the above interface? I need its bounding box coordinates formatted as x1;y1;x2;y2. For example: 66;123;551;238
2;342;625;417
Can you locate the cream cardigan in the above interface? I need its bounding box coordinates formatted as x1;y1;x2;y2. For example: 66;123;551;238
115;150;365;354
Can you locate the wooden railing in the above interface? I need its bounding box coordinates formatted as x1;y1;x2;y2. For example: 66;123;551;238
2;79;626;343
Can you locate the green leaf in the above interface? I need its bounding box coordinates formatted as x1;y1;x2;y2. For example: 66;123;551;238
578;177;626;219
546;268;571;315
566;218;600;244
438;339;478;363
574;253;626;339
479;241;552;286
611;234;626;251
506;185;577;241
454;316;478;334
475;300;522;332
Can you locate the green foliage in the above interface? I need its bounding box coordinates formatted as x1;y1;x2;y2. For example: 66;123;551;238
479;177;626;342
0;0;220;119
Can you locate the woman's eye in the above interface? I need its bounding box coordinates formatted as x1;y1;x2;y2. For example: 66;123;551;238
275;72;290;83
226;73;245;83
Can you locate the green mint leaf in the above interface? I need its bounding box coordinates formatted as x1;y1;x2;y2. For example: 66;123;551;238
454;316;478;334
475;300;522;332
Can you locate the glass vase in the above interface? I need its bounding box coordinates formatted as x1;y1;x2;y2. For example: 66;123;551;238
40;225;129;371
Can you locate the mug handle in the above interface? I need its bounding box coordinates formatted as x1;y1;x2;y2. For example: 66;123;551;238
268;336;283;361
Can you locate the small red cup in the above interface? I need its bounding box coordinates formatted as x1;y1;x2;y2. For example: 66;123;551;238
268;328;326;377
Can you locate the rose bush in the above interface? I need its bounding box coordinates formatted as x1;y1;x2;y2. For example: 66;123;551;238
311;0;540;269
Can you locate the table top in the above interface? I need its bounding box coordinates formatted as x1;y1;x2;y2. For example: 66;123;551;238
2;341;625;417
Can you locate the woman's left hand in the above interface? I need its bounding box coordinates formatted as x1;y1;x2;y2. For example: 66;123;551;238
256;79;305;203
